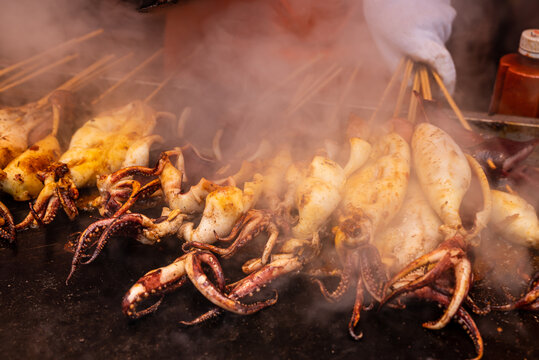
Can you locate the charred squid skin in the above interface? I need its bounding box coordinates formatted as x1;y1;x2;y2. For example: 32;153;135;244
492;272;539;311
110;179;162;217
358;244;388;302
55;181;79;220
15;191;55;230
472;138;539;188
80;213;146;267
122;257;190;319
16;164;78;231
0;201;16;243
313;246;362;303
349;277;365;340
413;287;484;360
185;250;278;315
180;308;223;326
184;209;277;259
382;236;472;330
40;197;61;225
313;259;352;303
66;217;118;284
103;149;180;185
183;254;307;325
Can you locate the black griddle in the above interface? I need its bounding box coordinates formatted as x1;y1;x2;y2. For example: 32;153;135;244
1;195;538;360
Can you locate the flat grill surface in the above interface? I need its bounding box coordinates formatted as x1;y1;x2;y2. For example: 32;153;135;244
1;195;538;360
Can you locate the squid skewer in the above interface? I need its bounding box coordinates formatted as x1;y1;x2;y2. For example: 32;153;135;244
382;122;492;331
16;53;180;232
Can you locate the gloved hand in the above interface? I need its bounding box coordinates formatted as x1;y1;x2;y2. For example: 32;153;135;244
363;0;457;93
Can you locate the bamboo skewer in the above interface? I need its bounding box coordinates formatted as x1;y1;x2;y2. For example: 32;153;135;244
144;45;203;104
0;53;79;93
0;28;104;78
289;73;315;107
431;70;472;131
177;107;191;139
91;48;164;105
144;72;177;104
407;70;421;123
393;58;414;118
212;129;224;162
258;53;323;104
286;65;342;117
288;64;338;109
368;57;405;127
71;53;134;92
419;65;432;100
54;55;116;93
328;63;361;125
37;54;116;106
0;57;48;88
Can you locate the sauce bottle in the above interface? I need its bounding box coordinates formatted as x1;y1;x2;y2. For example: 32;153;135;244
489;29;539;118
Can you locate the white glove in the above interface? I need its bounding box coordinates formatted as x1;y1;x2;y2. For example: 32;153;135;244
364;0;457;93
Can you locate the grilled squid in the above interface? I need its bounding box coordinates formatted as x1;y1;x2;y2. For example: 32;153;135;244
374;179;484;359
316;132;410;339
67;148;262;282
189;137;371;267
488;190;539;313
17;100;164;230
490;190;538;249
383;123;492;332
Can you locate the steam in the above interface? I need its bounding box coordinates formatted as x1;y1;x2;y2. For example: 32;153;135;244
163;0;389;158
0;0;537;331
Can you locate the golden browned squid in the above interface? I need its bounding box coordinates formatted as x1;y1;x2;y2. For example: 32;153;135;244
67;147;263;283
0;91;82;242
92;177;265;316
0;101;52;242
16;100;164;230
0;100;48;170
120;137;371;321
315;132;410;339
121;247;279;320
383;123;492;332
0;96;64;202
183;148;297;263
189;137;371;267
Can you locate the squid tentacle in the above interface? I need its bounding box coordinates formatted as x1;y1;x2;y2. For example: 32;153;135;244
0;201;16;243
413;287;483;360
180;308;223;326
110;179;162;217
184;209;281;263
491;272;539;311
382;251;454;305
424;258;472;330
185;250;278;315
103;149;181;185
358;244;388;302
66;217;118;283
122;261;190;319
349;277;365;340
313;257;353;303
56;183;78;220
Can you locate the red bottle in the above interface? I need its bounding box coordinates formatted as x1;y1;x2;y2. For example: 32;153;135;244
489;29;539;118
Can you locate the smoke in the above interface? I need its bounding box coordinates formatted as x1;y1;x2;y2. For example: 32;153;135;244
0;0;537;346
162;0;389;159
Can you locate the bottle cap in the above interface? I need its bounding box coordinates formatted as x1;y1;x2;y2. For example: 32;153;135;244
519;29;539;59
